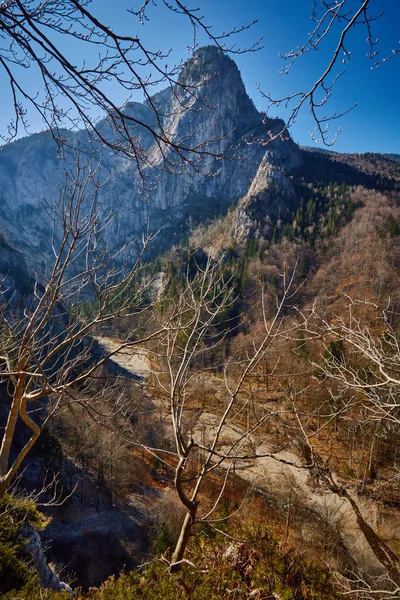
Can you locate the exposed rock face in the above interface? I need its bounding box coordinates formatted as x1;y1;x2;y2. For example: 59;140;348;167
0;234;33;297
0;46;301;272
233;143;301;242
19;524;73;594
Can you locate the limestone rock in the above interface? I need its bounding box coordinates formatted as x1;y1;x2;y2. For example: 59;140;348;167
19;524;73;594
0;46;301;272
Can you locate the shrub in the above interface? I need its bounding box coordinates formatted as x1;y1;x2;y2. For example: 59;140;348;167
0;492;48;594
81;522;340;600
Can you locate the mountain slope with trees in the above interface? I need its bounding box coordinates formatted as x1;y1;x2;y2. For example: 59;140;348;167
0;44;399;600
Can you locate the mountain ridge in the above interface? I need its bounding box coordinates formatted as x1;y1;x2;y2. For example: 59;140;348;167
0;46;301;281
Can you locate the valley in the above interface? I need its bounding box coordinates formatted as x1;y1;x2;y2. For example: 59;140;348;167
0;43;399;600
93;335;400;580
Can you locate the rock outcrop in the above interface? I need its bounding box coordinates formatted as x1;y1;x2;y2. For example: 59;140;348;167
0;46;301;272
19;524;73;594
233;140;301;241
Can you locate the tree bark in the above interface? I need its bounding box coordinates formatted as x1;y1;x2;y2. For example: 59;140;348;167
0;376;25;496
171;511;194;566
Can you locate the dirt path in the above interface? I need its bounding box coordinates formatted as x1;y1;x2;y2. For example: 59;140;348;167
95;336;150;377
95;337;395;578
193;410;396;578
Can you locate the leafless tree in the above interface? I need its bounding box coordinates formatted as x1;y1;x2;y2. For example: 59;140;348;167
0;0;261;177
0;155;161;498
260;0;399;145
2;1;397;158
290;295;400;589
336;569;400;599
309;297;400;426
145;255;302;565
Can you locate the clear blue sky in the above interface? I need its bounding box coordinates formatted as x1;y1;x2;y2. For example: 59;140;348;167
0;0;398;154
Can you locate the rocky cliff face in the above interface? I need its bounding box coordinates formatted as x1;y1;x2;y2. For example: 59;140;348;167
19;524;72;594
0;46;301;276
233;143;301;241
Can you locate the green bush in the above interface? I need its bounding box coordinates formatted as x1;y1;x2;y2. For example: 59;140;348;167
154;523;174;555
81;522;340;600
0;492;48;594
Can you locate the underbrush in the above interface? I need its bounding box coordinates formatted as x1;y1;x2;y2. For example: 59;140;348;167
8;521;338;600
0;492;48;595
3;518;341;599
82;522;339;600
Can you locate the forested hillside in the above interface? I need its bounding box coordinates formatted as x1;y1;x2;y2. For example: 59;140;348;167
2;145;399;599
0;0;399;597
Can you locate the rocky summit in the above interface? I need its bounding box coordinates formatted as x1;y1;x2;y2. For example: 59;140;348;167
0;46;301;279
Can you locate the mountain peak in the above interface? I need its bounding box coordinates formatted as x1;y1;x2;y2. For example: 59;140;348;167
0;46;301;271
192;45;226;59
167;44;259;141
179;45;242;85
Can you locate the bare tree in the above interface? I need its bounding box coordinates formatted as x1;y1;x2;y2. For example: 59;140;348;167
0;0;261;176
289;296;400;590
2;2;397;157
309;297;400;426
0;155;161;498
145;255;301;565
260;0;399;145
336;569;400;599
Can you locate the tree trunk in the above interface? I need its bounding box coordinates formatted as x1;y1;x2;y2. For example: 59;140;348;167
171;511;194;566
0;381;42;498
325;473;400;585
0;379;25;482
0;377;26;497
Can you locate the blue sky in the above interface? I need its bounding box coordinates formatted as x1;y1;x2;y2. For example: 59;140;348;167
0;0;398;154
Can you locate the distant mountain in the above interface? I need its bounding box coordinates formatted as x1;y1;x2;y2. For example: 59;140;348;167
300;145;338;155
0;46;301;281
302;146;400;163
383;153;400;162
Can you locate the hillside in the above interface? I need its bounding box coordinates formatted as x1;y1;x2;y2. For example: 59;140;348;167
0;46;300;278
0;48;399;600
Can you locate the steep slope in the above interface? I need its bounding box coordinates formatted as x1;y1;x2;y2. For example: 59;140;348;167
0;46;301;275
233;144;300;241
